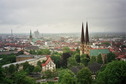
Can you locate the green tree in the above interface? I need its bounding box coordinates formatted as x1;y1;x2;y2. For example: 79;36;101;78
13;71;36;84
8;64;16;74
59;69;76;84
75;53;80;63
23;62;34;74
96;61;126;84
51;55;61;68
60;53;71;68
106;52;116;63
67;56;78;68
63;47;70;53
77;67;92;84
37;61;42;67
97;54;103;64
43;70;57;78
80;54;90;66
33;66;41;72
89;56;96;64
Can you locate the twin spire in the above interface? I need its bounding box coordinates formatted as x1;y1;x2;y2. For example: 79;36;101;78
81;22;89;44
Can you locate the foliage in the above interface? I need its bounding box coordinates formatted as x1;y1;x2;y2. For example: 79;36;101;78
89;56;96;64
106;52;116;63
12;71;36;84
96;61;126;84
63;47;71;53
80;54;90;66
43;70;58;78
59;69;76;84
23;62;35;74
75;53;80;63
67;56;78;68
97;54;103;64
77;67;92;84
33;65;41;72
17;50;24;55
29;49;51;55
60;53;71;68
51;53;61;68
37;61;42;67
8;64;17;74
0;54;16;65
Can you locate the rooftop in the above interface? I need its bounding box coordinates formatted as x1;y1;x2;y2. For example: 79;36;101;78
90;49;110;56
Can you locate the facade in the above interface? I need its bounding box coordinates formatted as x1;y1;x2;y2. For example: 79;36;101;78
80;22;90;55
16;55;34;62
42;56;56;72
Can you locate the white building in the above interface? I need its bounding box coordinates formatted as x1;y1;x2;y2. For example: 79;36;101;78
42;56;56;72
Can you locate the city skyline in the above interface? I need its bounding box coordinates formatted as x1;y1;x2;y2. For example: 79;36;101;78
0;0;125;33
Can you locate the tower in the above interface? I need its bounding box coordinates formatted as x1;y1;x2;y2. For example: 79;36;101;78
80;22;85;55
29;30;33;41
80;22;90;55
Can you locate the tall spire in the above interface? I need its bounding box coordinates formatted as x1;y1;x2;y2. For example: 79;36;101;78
30;30;32;39
85;22;89;44
81;22;85;44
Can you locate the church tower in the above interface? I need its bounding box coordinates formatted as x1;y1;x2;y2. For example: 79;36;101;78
80;22;90;55
80;22;85;55
29;30;33;42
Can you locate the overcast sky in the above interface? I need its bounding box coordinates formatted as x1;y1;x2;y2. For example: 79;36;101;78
0;0;125;33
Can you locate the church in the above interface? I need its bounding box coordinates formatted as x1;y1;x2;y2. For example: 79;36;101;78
80;22;90;55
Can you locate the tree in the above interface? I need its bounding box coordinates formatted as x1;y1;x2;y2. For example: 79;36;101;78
8;64;16;74
97;54;103;64
23;62;34;74
13;71;36;84
60;53;71;68
33;66;41;72
43;70;57;78
96;61;126;84
37;61;42;67
89;56;96;64
80;54;90;66
51;55;61;68
63;47;70;53
106;52;116;63
75;53;80;63
67;56;78;68
77;67;92;84
59;69;76;84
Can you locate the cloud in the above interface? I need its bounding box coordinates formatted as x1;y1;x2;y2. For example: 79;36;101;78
0;0;125;33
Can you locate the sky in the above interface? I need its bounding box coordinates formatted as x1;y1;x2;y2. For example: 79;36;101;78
0;0;125;33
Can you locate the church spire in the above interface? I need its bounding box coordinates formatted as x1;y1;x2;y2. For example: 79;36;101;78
81;22;85;44
30;30;32;39
85;22;89;44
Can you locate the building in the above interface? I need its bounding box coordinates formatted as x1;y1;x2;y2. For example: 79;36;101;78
42;56;56;72
29;30;33;42
90;48;110;63
34;30;40;38
16;55;34;62
80;22;90;55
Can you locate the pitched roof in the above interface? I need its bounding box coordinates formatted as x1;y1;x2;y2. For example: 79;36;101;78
42;56;52;66
90;49;110;56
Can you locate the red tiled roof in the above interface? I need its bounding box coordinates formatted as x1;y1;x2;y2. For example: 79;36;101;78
42;56;52;66
117;55;126;59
